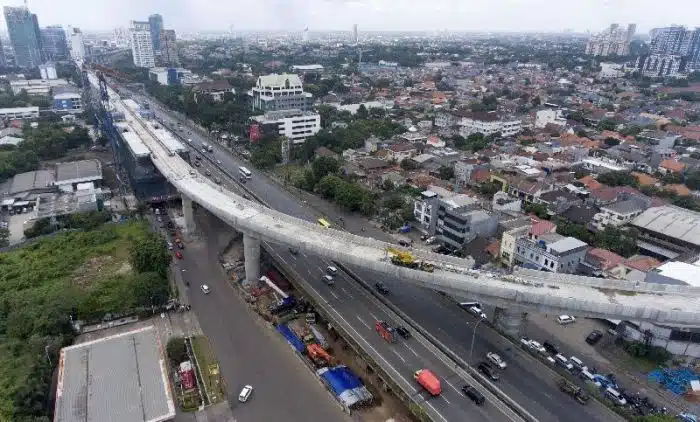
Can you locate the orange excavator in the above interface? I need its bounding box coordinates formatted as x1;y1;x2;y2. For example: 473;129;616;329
307;343;333;366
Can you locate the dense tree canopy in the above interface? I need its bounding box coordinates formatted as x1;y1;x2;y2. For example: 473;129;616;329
596;171;638;188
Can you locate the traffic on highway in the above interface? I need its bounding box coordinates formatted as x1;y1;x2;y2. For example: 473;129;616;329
126;88;623;422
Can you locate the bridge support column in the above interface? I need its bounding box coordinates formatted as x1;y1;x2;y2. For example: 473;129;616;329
493;307;527;338
182;195;196;234
243;233;261;282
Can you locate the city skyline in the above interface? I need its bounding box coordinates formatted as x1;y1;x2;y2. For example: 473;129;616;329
1;0;699;34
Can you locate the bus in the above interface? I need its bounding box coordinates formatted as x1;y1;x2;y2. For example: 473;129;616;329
317;218;331;228
239;166;252;181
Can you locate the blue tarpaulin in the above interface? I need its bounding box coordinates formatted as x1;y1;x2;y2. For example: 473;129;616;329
276;324;305;353
317;365;373;408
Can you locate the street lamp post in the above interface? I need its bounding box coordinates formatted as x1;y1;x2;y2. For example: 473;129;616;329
469;317;485;363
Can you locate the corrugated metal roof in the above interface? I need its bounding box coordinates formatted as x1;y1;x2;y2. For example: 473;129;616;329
54;326;175;422
632;206;700;247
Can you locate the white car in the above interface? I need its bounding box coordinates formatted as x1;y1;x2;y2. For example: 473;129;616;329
326;265;338;275
528;340;547;354
487;352;507;369
200;284;211;294
468;306;487;319
189;169;196;175
216;159;222;164
238;385;253;402
557;315;576;325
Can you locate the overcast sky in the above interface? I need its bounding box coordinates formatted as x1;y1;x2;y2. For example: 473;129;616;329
2;0;699;34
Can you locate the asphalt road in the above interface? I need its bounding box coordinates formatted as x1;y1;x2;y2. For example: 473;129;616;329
131;91;619;422
165;212;351;422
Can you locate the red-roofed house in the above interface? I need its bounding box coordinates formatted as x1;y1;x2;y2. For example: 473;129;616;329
586;248;624;272
578;175;604;191
658;159;686;175
529;220;557;239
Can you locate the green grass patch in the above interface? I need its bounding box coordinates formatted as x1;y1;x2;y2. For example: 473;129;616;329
191;336;224;404
0;221;165;420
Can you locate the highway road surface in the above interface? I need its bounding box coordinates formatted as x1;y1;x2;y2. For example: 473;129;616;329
176;124;518;422
168;211;352;422
130;90;620;422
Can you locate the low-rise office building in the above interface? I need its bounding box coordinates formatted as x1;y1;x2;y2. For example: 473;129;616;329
456;111;522;138
592;198;649;231
514;233;588;273
249;73;313;112
192;80;235;103
250;109;321;145
9;78;69;96
53;85;83;113
0;106;39;120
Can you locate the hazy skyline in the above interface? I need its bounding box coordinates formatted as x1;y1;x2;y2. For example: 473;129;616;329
2;0;699;34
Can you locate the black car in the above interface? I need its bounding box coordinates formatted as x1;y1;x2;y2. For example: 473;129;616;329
462;385;485;405
586;330;603;345
395;325;411;339
478;362;499;381
375;282;389;294
543;341;558;355
289;247;299;255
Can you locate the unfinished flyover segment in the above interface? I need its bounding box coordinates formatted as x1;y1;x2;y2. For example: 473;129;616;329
87;71;700;335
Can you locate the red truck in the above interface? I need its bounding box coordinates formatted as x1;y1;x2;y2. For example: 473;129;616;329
414;369;441;396
375;321;397;343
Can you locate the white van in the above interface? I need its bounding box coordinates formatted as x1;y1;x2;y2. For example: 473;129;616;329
322;275;335;285
326;266;338;275
605;387;627;405
580;369;600;386
569;356;585;370
554;354;574;370
238;385;253;402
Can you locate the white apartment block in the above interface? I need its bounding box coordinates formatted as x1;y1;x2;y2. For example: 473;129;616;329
129;21;155;68
10;79;69;96
585;24;636;57
457;112;521;138
249;74;313;112
592;199;647;231
251;109;321;144
70;29;86;62
534;109;567;129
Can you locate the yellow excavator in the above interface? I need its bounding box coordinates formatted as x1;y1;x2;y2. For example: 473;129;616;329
386;247;434;272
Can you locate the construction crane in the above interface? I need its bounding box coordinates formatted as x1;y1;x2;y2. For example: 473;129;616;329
386;247;434;272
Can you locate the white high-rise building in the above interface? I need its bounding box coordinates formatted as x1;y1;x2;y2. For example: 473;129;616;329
69;28;86;61
352;24;358;44
113;27;130;48
129;20;155;68
302;27;309;43
585;23;636;57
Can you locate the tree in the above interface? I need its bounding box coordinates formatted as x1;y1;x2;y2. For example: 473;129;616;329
130;232;172;278
597;171;638;187
381;179;395;191
478;182;500;198
382;194;405;210
438;165;454;180
356;104;369;120
598;119;617;131
596;227;638;257
311;156;340;183
523;202;549;219
604;137;621;147
166;337;188;365
0;228;9;247
685;171;700;190
316;174;342;199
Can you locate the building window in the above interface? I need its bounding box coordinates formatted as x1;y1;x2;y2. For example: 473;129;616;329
550;261;554;268
544;259;548;266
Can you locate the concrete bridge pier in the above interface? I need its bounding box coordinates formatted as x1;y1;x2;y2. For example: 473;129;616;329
243;233;261;282
493;307;528;338
182;195;196;234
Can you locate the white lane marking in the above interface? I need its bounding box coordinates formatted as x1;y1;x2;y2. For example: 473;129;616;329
441;394;451;404
340;287;354;299
288;252;297;260
356;316;371;329
391;349;406;363
424;402;449;422
368;312;380;322
329;289;339;299
445;379;460;394
404;344;419;357
301;253;308;258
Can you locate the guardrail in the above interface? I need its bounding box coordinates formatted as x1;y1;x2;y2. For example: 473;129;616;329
334;262;537;422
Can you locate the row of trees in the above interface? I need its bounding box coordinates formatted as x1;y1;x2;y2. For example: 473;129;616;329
0;124;92;183
294;157;377;216
595;170;700;212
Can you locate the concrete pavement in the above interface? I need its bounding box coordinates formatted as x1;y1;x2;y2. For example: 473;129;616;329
170;211;351;422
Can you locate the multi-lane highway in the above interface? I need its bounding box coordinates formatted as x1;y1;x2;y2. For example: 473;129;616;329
176;132;518;422
128;90;621;422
